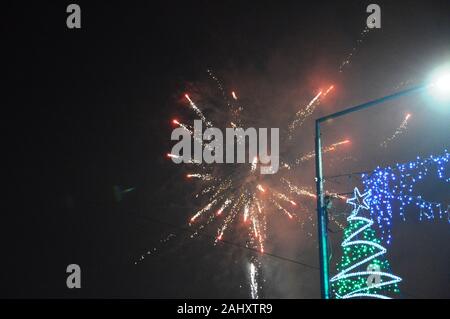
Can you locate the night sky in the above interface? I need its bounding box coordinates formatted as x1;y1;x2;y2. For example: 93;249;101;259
3;0;449;298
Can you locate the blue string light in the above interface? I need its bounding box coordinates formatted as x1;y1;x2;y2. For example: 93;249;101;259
362;150;450;245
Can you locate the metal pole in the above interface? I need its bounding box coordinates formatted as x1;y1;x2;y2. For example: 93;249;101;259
314;84;427;299
315;119;329;299
317;85;427;124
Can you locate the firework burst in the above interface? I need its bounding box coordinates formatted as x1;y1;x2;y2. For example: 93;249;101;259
160;27;375;262
177;85;341;250
166;69;352;298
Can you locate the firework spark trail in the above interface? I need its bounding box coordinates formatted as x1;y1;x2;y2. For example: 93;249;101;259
172;119;193;133
339;26;371;73
282;178;317;199
191;180;232;215
282;178;348;202
195;185;216;198
256;184;265;193
380;113;412;148
185;157;270;250
172;119;214;156
271;197;294;219
215;195;245;242
185;94;212;127
329;214;346;231
280;161;292;170
207;69;244;125
190;200;219;223
195;178;231;199
295;150;316;164
288;90;323;135
243;204;249;222
216;197;233;216
167;153;201;164
190;213;218;239
190;179;232;223
134;233;176;265
271;189;297;207
326;192;348;201
207;69;228;103
288;85;335;139
173;119;213;152
187;173;213;181
249;262;259;299
173;118;216;153
294;139;350;165
251;214;259;239
254;200;266;253
323;85;335;96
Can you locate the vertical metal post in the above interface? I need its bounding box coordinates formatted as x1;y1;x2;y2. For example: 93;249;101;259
313;84;426;299
315;119;330;299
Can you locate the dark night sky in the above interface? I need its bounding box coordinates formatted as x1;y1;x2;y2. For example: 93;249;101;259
3;0;449;298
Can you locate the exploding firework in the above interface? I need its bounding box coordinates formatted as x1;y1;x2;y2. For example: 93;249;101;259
161;25;377;261
176;82;347;251
165;69;352;297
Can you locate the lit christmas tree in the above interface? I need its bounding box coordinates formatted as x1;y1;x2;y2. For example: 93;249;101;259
331;187;402;299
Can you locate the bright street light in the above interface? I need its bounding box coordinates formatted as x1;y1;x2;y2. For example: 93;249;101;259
429;65;450;99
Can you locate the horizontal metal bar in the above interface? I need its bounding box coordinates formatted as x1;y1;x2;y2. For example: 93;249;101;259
317;84;427;123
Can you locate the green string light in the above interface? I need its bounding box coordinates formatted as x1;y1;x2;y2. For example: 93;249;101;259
331;187;401;299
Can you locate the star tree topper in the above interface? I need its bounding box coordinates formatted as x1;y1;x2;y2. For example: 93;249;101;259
347;187;372;216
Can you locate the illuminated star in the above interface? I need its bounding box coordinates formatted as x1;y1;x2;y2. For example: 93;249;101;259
347;187;371;215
